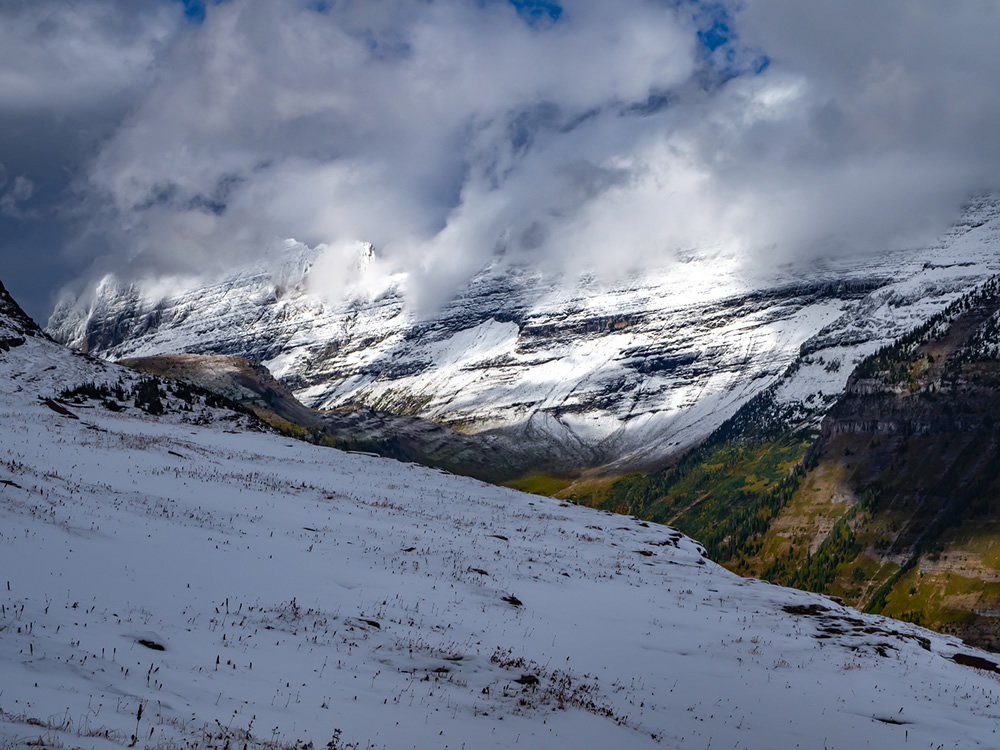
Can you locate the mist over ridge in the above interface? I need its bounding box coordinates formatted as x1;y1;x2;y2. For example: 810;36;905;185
1;1;999;320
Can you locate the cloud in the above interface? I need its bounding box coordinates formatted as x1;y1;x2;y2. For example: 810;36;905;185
0;1;178;113
0;174;36;218
80;0;699;307
0;1;184;320
718;1;1000;251
3;0;1000;320
75;2;698;300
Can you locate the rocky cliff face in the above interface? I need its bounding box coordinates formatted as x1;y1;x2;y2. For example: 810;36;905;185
739;273;1000;650
0;279;45;351
47;197;1000;472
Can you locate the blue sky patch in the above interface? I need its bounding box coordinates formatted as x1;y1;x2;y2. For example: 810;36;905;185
173;0;230;24
690;1;733;53
174;0;206;23
697;17;730;52
509;0;563;26
683;0;771;84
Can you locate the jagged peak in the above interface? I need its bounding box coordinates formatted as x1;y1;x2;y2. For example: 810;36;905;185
0;278;45;347
354;241;376;271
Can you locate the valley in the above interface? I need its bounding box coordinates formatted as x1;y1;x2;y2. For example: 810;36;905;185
42;197;1000;653
8;279;1000;748
47;196;1000;475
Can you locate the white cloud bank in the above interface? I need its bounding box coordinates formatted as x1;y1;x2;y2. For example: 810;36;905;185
4;0;1000;313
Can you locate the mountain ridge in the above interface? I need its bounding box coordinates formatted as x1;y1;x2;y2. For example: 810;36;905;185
46;196;1000;475
0;278;46;350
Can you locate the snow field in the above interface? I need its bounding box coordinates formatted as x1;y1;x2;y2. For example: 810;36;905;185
3;338;1000;748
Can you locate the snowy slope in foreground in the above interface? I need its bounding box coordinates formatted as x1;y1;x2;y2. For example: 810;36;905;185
3;338;1000;749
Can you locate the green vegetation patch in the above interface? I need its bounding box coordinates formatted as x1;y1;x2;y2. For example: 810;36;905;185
504;473;574;497
879;567;1000;630
569;437;810;562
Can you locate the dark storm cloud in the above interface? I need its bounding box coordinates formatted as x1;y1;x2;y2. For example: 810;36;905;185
1;0;999;322
0;0;182;321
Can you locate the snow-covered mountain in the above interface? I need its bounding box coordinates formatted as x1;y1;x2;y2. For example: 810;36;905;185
1;279;46;350
48;197;1000;471
6;281;1000;749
